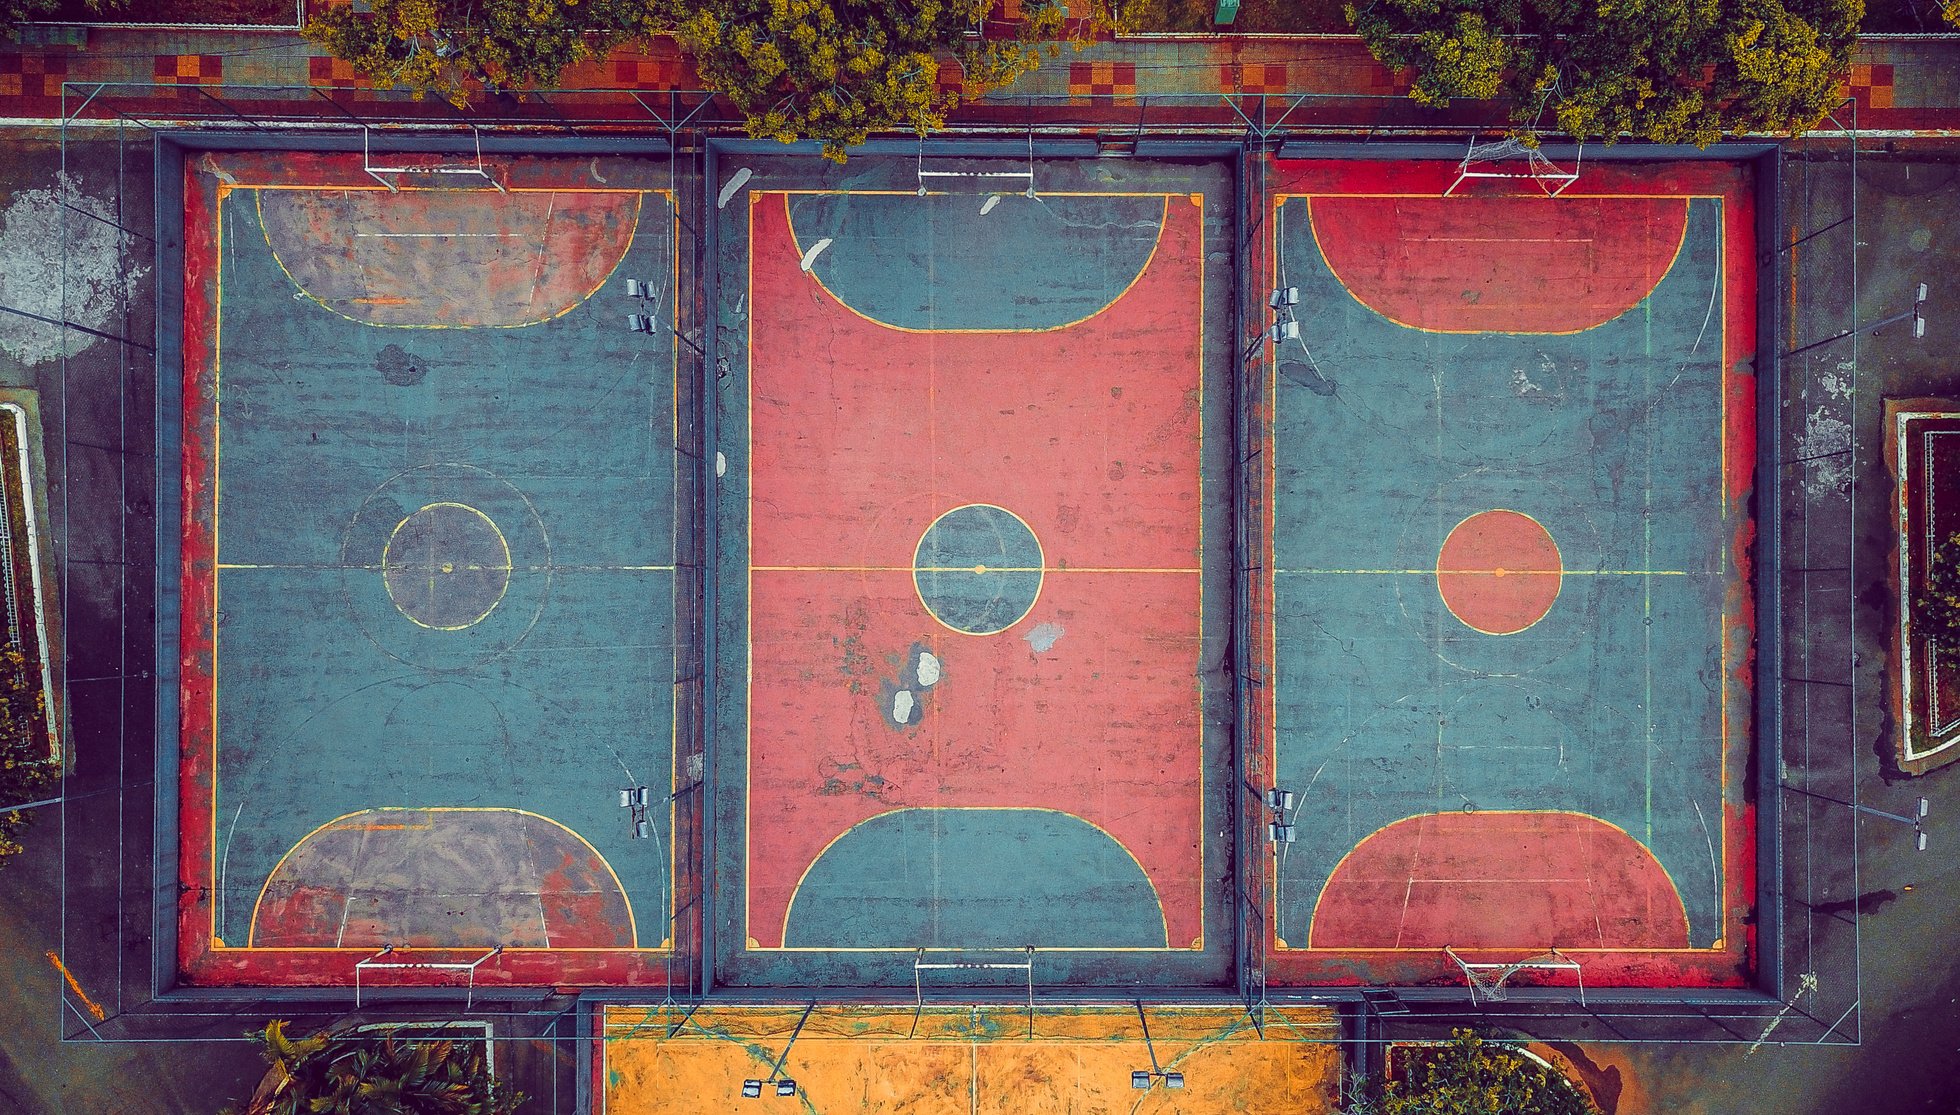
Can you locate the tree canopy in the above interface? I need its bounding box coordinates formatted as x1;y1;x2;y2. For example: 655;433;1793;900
302;0;659;107
664;0;1087;161
304;0;1117;159
1347;0;1862;146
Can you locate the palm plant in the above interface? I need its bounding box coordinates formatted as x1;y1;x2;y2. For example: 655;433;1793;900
227;1020;522;1115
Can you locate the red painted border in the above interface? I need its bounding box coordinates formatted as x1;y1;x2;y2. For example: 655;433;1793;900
1259;158;1760;989
741;191;1209;951
174;151;680;987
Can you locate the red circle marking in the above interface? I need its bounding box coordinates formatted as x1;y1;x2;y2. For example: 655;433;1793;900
1437;510;1562;635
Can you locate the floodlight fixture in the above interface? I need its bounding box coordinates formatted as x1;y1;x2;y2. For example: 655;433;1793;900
619;788;633;808
634;819;651;840
1132;1071;1153;1090
1269;821;1295;843
626;278;645;297
1165;1072;1185;1089
776;1080;798;1097
742;1080;763;1098
1269;320;1300;343
1269;286;1300;309
1267;788;1295;812
1918;797;1931;819
1917;830;1929;852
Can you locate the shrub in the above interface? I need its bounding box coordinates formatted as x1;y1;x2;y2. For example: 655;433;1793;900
1915;530;1960;648
0;643;52;865
1349;1029;1598;1115
224;1020;523;1115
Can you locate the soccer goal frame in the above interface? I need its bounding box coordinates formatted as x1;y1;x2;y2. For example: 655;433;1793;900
1444;946;1586;1005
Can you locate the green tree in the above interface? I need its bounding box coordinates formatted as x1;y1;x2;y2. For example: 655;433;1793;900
1915;530;1960;647
1347;0;1862;146
2;0;121;41
664;0;1102;162
0;643;52;865
302;0;659;106
224;1021;523;1115
1348;1030;1598;1115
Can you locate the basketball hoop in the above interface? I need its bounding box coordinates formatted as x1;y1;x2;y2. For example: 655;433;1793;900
1444;946;1586;1005
1445;134;1581;198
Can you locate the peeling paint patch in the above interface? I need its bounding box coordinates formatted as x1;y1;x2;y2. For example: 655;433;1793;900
1799;405;1852;500
1024;622;1064;654
0;173;147;366
875;642;942;728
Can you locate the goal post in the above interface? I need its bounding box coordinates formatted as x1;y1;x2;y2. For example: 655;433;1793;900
363;125;507;193
1443;946;1586;1005
1445;135;1581;198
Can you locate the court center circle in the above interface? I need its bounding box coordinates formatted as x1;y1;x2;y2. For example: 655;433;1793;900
913;504;1044;636
381;502;514;630
1436;509;1563;635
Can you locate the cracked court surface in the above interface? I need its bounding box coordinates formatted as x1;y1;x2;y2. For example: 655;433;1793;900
174;151;681;985
164;148;1759;992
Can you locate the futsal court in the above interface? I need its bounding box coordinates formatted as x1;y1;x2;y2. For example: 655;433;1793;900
709;154;1236;988
173;150;681;986
162;141;1764;995
1258;158;1759;988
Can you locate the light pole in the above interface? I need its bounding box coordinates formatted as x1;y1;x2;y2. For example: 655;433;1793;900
1785;282;1928;357
1782;784;1930;851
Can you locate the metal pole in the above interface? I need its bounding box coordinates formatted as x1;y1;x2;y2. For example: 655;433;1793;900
1783;282;1926;357
1781;784;1927;827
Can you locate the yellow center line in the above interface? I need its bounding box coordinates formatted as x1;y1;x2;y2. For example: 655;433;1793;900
752;565;1200;574
217;563;675;571
1275;568;1697;576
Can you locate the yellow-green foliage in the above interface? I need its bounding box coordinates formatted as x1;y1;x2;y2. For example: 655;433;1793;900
1914;530;1960;647
1351;1030;1599;1115
1347;0;1861;146
668;0;1119;161
0;643;50;864
302;0;659;107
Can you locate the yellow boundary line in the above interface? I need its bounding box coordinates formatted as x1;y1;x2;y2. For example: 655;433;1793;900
1267;190;1739;957
246;806;643;949
255;188;645;331
207;181;682;960
742;189;1211;954
775;805;1171;950
1299;809;1695;952
783;192;1176;335
1283;192;1699;337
